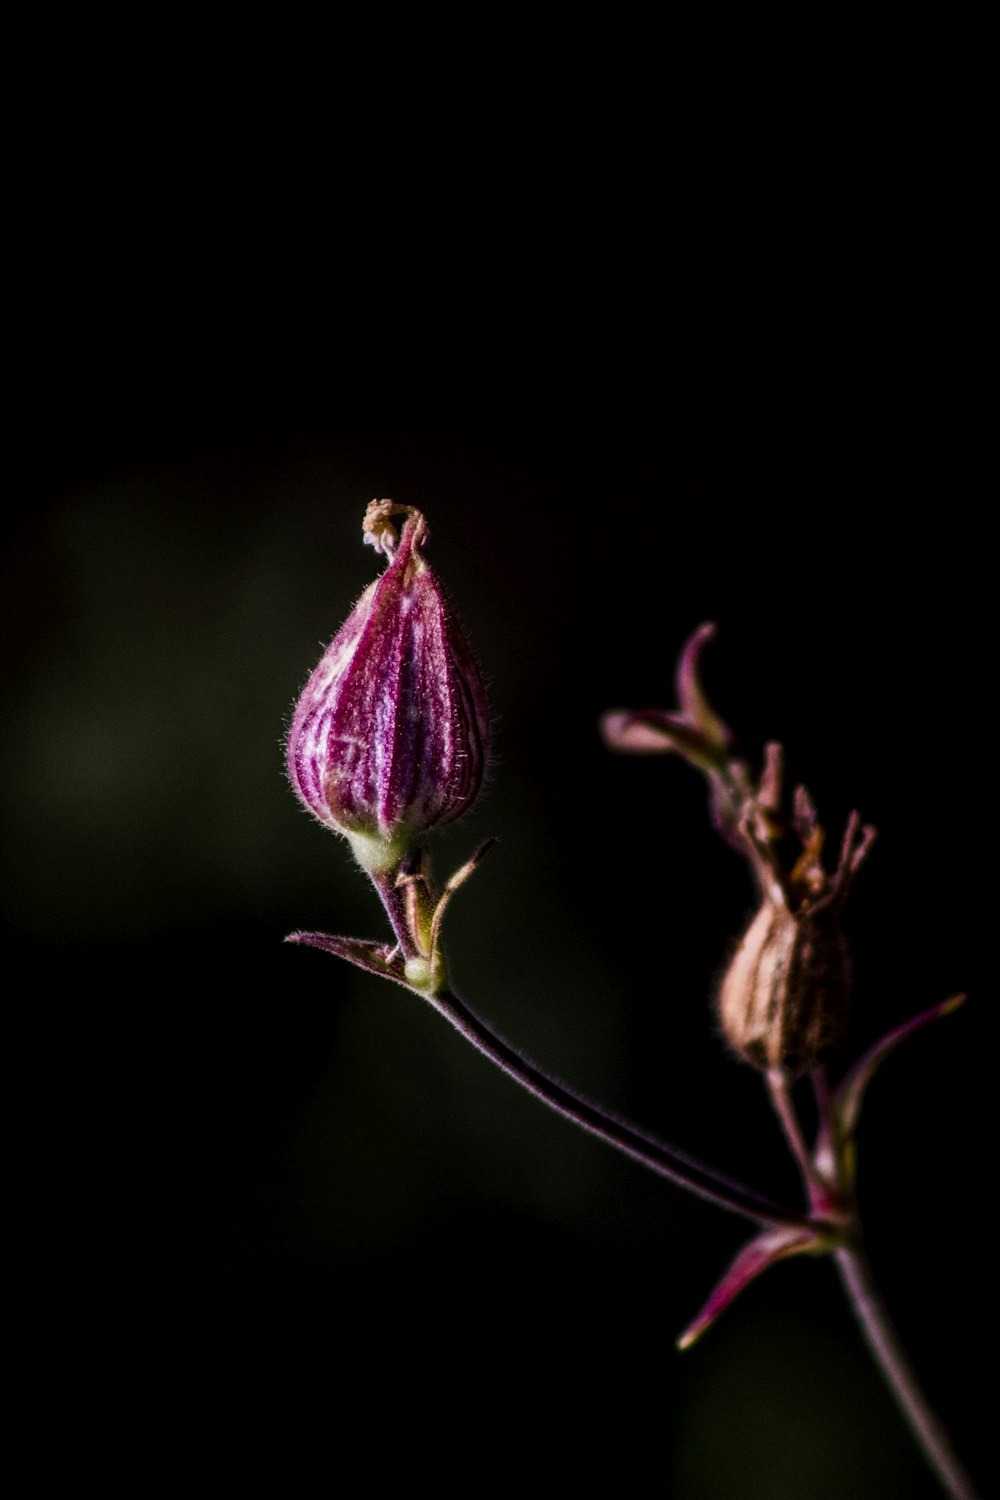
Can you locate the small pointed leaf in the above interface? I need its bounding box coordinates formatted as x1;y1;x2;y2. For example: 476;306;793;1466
834;994;966;1143
285;931;408;986
677;1225;820;1350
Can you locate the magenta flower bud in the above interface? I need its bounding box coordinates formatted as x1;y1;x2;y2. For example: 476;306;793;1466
287;500;489;872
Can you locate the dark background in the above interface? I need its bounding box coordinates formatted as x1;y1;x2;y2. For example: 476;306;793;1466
7;54;991;1499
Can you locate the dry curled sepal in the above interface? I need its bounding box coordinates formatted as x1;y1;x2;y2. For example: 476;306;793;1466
601;623;757;853
677;1223;828;1350
600;622;733;772
284;931;412;989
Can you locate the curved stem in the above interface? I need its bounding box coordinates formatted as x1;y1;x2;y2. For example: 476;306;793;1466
834;1245;982;1500
426;986;812;1230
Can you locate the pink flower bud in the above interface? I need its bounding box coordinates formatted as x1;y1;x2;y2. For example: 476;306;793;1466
287;500;489;871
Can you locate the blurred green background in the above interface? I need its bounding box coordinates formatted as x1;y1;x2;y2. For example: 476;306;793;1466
8;123;991;1496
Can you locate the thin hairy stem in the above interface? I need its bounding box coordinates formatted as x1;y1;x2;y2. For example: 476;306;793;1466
424;986;812;1230
834;1245;982;1500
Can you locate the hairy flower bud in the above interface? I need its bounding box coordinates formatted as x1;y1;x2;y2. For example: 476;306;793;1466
286;500;489;872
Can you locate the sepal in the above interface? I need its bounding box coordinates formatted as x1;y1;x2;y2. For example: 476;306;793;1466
600;623;732;772
677;1224;824;1349
286;839;497;997
813;994;968;1187
284;931;409;987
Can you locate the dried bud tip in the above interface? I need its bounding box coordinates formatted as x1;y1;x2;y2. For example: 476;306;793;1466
363;498;428;558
